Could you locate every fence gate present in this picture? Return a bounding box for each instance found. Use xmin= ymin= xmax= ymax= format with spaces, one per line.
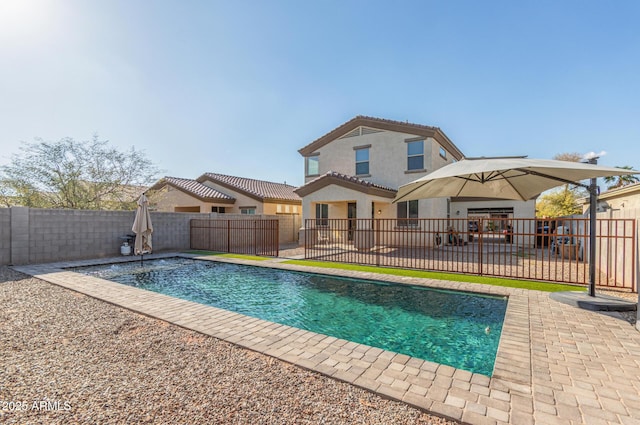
xmin=190 ymin=219 xmax=279 ymax=257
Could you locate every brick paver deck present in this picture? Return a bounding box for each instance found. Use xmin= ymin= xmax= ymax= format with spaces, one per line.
xmin=13 ymin=253 xmax=640 ymax=425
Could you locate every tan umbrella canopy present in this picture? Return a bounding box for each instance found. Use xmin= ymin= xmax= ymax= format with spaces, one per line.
xmin=395 ymin=157 xmax=638 ymax=203
xmin=132 ymin=193 xmax=153 ymax=256
xmin=394 ymin=157 xmax=639 ymax=297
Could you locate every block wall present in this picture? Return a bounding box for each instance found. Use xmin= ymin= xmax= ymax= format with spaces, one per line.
xmin=0 ymin=207 xmax=297 ymax=265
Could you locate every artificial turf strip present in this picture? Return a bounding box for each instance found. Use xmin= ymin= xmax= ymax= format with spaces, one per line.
xmin=282 ymin=260 xmax=582 ymax=293
xmin=184 ymin=251 xmax=270 ymax=261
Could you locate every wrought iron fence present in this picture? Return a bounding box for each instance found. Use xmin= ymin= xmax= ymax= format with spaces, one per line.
xmin=191 ymin=219 xmax=279 ymax=257
xmin=304 ymin=217 xmax=636 ymax=291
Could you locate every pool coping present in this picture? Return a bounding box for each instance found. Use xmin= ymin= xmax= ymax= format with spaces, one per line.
xmin=13 ymin=252 xmax=534 ymax=424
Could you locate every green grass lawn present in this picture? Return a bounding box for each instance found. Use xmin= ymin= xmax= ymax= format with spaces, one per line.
xmin=184 ymin=250 xmax=270 ymax=261
xmin=282 ymin=260 xmax=582 ymax=293
xmin=183 ymin=250 xmax=582 ymax=293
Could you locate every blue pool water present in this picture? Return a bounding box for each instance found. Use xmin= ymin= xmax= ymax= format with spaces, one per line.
xmin=75 ymin=258 xmax=507 ymax=376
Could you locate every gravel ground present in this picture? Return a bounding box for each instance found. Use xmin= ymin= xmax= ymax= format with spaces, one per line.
xmin=0 ymin=267 xmax=457 ymax=425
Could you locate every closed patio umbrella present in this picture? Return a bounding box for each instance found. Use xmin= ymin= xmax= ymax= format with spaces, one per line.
xmin=394 ymin=157 xmax=639 ymax=297
xmin=132 ymin=193 xmax=153 ymax=261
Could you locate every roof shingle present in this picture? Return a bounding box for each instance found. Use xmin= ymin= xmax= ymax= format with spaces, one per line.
xmin=151 ymin=177 xmax=235 ymax=202
xmin=198 ymin=173 xmax=301 ymax=202
xmin=294 ymin=171 xmax=397 ymax=198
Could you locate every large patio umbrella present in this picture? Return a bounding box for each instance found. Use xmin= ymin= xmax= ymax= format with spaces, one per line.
xmin=394 ymin=157 xmax=639 ymax=296
xmin=395 ymin=157 xmax=636 ymax=202
xmin=132 ymin=193 xmax=153 ymax=262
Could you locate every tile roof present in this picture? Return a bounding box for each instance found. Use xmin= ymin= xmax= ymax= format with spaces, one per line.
xmin=199 ymin=173 xmax=302 ymax=203
xmin=150 ymin=177 xmax=235 ymax=202
xmin=298 ymin=115 xmax=464 ymax=160
xmin=294 ymin=171 xmax=397 ymax=199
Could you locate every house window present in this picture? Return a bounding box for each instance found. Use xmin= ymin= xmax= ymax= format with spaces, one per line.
xmin=315 ymin=203 xmax=328 ymax=226
xmin=306 ymin=155 xmax=319 ymax=176
xmin=407 ymin=140 xmax=424 ymax=170
xmin=355 ymin=147 xmax=369 ymax=175
xmin=211 ymin=206 xmax=226 ymax=213
xmin=397 ymin=200 xmax=419 ymax=227
xmin=439 ymin=146 xmax=447 ymax=159
xmin=241 ymin=207 xmax=256 ymax=215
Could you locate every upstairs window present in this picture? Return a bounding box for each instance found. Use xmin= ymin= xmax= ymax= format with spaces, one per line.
xmin=211 ymin=206 xmax=226 ymax=213
xmin=306 ymin=155 xmax=319 ymax=176
xmin=407 ymin=140 xmax=424 ymax=170
xmin=240 ymin=207 xmax=256 ymax=215
xmin=439 ymin=146 xmax=447 ymax=159
xmin=397 ymin=200 xmax=419 ymax=227
xmin=355 ymin=147 xmax=369 ymax=175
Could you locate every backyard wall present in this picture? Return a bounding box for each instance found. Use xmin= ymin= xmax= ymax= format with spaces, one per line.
xmin=0 ymin=207 xmax=299 ymax=266
xmin=0 ymin=208 xmax=10 ymax=265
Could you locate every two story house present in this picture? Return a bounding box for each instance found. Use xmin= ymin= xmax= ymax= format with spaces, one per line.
xmin=294 ymin=115 xmax=535 ymax=245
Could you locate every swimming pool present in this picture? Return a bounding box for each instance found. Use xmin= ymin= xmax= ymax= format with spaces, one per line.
xmin=75 ymin=258 xmax=507 ymax=376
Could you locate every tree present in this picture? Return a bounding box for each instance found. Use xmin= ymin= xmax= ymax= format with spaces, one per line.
xmin=0 ymin=136 xmax=160 ymax=210
xmin=554 ymin=152 xmax=583 ymax=163
xmin=535 ymin=152 xmax=587 ymax=217
xmin=603 ymin=166 xmax=639 ymax=190
xmin=536 ymin=186 xmax=583 ymax=217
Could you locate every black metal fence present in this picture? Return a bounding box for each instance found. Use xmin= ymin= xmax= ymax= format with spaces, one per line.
xmin=191 ymin=219 xmax=279 ymax=257
xmin=304 ymin=217 xmax=636 ymax=291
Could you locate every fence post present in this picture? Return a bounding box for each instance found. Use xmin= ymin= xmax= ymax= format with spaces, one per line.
xmin=227 ymin=220 xmax=230 ymax=253
xmin=478 ymin=218 xmax=484 ymax=276
xmin=254 ymin=220 xmax=257 ymax=256
xmin=376 ymin=219 xmax=380 ymax=267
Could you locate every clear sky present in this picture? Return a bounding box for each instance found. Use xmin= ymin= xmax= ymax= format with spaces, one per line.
xmin=1 ymin=0 xmax=638 ymax=187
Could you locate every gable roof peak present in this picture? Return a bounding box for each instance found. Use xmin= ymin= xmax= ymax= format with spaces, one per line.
xmin=298 ymin=115 xmax=464 ymax=160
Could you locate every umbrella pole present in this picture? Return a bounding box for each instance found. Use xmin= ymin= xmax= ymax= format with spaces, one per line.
xmin=588 ymin=173 xmax=598 ymax=297
xmin=588 ymin=186 xmax=597 ymax=297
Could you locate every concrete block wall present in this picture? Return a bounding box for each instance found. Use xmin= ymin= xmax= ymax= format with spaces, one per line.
xmin=0 ymin=207 xmax=206 ymax=266
xmin=0 ymin=207 xmax=296 ymax=266
xmin=28 ymin=208 xmax=135 ymax=264
xmin=150 ymin=212 xmax=203 ymax=252
xmin=0 ymin=208 xmax=10 ymax=265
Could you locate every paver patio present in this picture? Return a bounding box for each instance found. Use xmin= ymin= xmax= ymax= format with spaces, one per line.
xmin=13 ymin=253 xmax=640 ymax=425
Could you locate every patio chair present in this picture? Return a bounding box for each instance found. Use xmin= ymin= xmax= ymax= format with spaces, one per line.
xmin=317 ymin=227 xmax=331 ymax=244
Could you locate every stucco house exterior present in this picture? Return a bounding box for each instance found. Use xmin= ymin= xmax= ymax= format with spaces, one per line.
xmin=294 ymin=115 xmax=535 ymax=244
xmin=580 ymin=182 xmax=640 ymax=219
xmin=148 ymin=173 xmax=302 ymax=215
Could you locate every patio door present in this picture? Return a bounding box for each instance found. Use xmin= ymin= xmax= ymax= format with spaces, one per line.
xmin=348 ymin=202 xmax=357 ymax=241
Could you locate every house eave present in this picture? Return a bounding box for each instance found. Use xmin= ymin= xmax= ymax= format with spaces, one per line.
xmin=295 ymin=175 xmax=397 ymax=199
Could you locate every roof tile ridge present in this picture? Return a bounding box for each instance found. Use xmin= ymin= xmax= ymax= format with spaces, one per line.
xmin=357 ymin=115 xmax=440 ymax=131
xmin=204 ymin=172 xmax=294 ymax=188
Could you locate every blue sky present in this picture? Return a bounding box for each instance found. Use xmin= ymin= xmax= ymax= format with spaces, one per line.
xmin=1 ymin=0 xmax=639 ymax=187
